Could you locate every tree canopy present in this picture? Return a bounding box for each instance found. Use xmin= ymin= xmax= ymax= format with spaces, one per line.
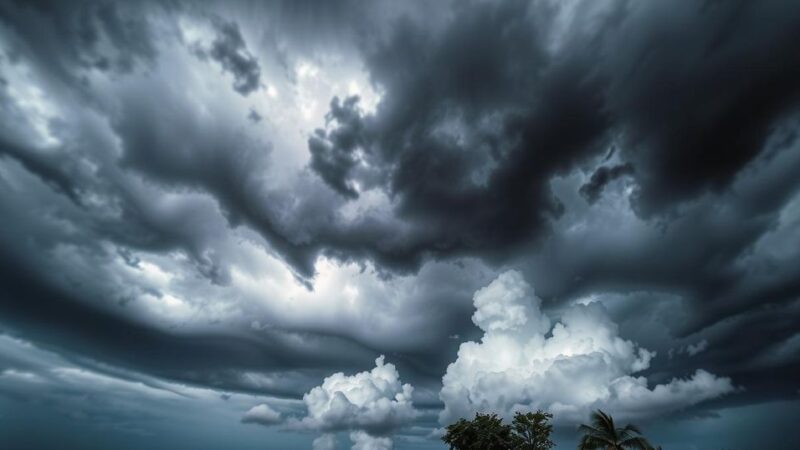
xmin=512 ymin=410 xmax=555 ymax=450
xmin=442 ymin=410 xmax=555 ymax=450
xmin=442 ymin=409 xmax=658 ymax=450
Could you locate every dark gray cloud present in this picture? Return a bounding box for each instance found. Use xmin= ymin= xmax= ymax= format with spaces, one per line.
xmin=247 ymin=108 xmax=262 ymax=123
xmin=303 ymin=0 xmax=800 ymax=274
xmin=295 ymin=0 xmax=610 ymax=274
xmin=308 ymin=96 xmax=367 ymax=199
xmin=605 ymin=1 xmax=800 ymax=215
xmin=579 ymin=162 xmax=634 ymax=204
xmin=206 ymin=17 xmax=261 ymax=95
xmin=0 ymin=0 xmax=157 ymax=77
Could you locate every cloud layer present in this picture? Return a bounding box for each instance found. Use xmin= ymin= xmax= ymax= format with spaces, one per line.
xmin=0 ymin=0 xmax=799 ymax=448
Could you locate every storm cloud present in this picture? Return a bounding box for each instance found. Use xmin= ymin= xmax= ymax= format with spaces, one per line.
xmin=1 ymin=0 xmax=799 ymax=449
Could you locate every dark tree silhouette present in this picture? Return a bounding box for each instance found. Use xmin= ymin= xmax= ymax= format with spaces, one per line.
xmin=443 ymin=412 xmax=514 ymax=450
xmin=512 ymin=410 xmax=555 ymax=450
xmin=577 ymin=410 xmax=654 ymax=450
xmin=442 ymin=410 xmax=556 ymax=450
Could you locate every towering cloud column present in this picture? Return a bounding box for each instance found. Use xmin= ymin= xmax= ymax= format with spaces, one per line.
xmin=439 ymin=271 xmax=735 ymax=425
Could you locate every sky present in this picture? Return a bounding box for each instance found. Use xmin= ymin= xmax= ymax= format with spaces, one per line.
xmin=0 ymin=0 xmax=799 ymax=449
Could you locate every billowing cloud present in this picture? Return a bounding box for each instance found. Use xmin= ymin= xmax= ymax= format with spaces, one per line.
xmin=439 ymin=271 xmax=736 ymax=424
xmin=292 ymin=355 xmax=417 ymax=448
xmin=241 ymin=403 xmax=283 ymax=426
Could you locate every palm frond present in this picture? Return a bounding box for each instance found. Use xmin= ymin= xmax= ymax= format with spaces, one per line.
xmin=577 ymin=424 xmax=601 ymax=435
xmin=622 ymin=423 xmax=643 ymax=435
xmin=619 ymin=435 xmax=654 ymax=450
xmin=579 ymin=434 xmax=613 ymax=450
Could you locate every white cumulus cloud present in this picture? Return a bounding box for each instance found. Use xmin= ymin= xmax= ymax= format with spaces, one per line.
xmin=350 ymin=430 xmax=393 ymax=450
xmin=241 ymin=403 xmax=283 ymax=426
xmin=292 ymin=355 xmax=416 ymax=449
xmin=439 ymin=271 xmax=736 ymax=425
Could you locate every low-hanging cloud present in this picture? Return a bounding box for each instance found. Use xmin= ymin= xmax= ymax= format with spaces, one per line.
xmin=241 ymin=403 xmax=283 ymax=426
xmin=439 ymin=271 xmax=736 ymax=425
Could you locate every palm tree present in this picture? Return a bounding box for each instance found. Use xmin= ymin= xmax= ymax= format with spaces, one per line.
xmin=577 ymin=410 xmax=654 ymax=450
